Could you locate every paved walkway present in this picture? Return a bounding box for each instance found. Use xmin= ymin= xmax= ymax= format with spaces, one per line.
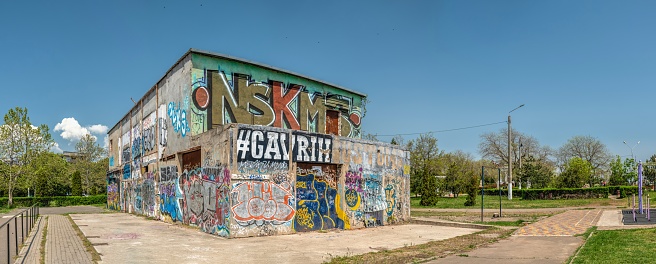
xmin=15 ymin=216 xmax=47 ymax=264
xmin=14 ymin=206 xmax=104 ymax=264
xmin=429 ymin=209 xmax=604 ymax=263
xmin=45 ymin=215 xmax=93 ymax=264
xmin=515 ymin=209 xmax=602 ymax=236
xmin=72 ymin=213 xmax=480 ymax=264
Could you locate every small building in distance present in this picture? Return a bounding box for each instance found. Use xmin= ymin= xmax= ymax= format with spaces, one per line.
xmin=106 ymin=49 xmax=410 ymax=238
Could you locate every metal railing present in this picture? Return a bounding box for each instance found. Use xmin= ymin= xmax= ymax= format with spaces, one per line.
xmin=0 ymin=205 xmax=39 ymax=264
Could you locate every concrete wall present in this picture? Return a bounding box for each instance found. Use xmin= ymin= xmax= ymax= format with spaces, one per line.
xmin=106 ymin=50 xmax=407 ymax=239
xmin=188 ymin=53 xmax=365 ymax=138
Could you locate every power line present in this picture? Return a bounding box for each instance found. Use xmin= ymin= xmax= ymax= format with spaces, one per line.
xmin=375 ymin=121 xmax=507 ymax=137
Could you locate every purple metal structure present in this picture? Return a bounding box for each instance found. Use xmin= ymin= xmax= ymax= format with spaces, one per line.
xmin=639 ymin=162 xmax=644 ymax=214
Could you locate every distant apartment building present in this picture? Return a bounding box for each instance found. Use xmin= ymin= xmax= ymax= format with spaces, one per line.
xmin=106 ymin=49 xmax=410 ymax=238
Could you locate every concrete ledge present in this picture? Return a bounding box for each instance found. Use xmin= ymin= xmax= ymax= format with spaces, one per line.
xmin=411 ymin=217 xmax=491 ymax=230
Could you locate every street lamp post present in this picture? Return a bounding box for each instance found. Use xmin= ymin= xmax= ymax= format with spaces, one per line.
xmin=508 ymin=104 xmax=524 ymax=200
xmin=623 ymin=141 xmax=639 ymax=162
xmin=624 ymin=140 xmax=641 ymax=213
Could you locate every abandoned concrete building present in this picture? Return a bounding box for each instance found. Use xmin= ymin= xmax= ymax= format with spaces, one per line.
xmin=106 ymin=49 xmax=410 ymax=238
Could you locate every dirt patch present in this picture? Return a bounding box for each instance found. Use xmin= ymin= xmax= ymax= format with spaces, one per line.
xmin=325 ymin=227 xmax=515 ymax=264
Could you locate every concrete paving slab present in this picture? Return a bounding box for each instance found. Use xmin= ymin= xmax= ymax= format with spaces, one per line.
xmin=72 ymin=213 xmax=480 ymax=264
xmin=596 ymin=210 xmax=622 ymax=227
xmin=430 ymin=236 xmax=583 ymax=264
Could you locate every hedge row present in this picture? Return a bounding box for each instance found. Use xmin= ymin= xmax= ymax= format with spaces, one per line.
xmin=607 ymin=186 xmax=640 ymax=198
xmin=1 ymin=195 xmax=107 ymax=207
xmin=480 ymin=186 xmax=644 ymax=200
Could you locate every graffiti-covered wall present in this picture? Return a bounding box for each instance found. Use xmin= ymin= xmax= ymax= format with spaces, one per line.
xmin=188 ymin=52 xmax=365 ymax=138
xmin=106 ymin=49 xmax=407 ymax=239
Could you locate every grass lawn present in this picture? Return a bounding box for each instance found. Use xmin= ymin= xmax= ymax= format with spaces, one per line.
xmin=572 ymin=228 xmax=656 ymax=263
xmin=0 ymin=207 xmax=11 ymax=214
xmin=411 ymin=195 xmax=627 ymax=209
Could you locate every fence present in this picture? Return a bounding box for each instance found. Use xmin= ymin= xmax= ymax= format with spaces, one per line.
xmin=0 ymin=205 xmax=39 ymax=264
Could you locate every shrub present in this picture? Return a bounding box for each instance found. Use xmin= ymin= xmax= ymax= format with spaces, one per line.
xmin=1 ymin=195 xmax=107 ymax=207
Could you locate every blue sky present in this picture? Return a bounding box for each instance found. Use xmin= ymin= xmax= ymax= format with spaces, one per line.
xmin=1 ymin=1 xmax=655 ymax=161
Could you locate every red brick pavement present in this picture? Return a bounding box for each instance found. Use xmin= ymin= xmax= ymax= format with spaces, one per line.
xmin=514 ymin=209 xmax=602 ymax=236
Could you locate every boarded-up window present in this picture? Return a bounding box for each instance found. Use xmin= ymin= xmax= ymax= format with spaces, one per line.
xmin=326 ymin=110 xmax=340 ymax=136
xmin=181 ymin=149 xmax=201 ymax=170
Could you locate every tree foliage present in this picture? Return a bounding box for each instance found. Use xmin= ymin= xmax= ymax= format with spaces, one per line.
xmin=408 ymin=133 xmax=442 ymax=206
xmin=71 ymin=171 xmax=82 ymax=196
xmin=556 ymin=135 xmax=611 ymax=175
xmin=516 ymin=156 xmax=554 ymax=189
xmin=478 ymin=128 xmax=553 ymax=181
xmin=557 ymin=157 xmax=593 ymax=188
xmin=74 ymin=134 xmax=107 ymax=195
xmin=443 ymin=151 xmax=476 ymax=198
xmin=0 ymin=107 xmax=54 ymax=205
xmin=31 ymin=152 xmax=70 ymax=196
xmin=644 ymin=155 xmax=656 ymax=190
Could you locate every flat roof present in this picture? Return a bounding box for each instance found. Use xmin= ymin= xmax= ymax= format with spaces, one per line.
xmin=189 ymin=48 xmax=367 ymax=97
xmin=109 ymin=48 xmax=366 ymax=134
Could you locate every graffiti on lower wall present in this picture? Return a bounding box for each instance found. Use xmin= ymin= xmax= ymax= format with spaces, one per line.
xmin=230 ymin=179 xmax=295 ymax=236
xmin=294 ymin=164 xmax=347 ymax=232
xmin=159 ymin=166 xmax=182 ymax=222
xmin=133 ymin=172 xmax=156 ymax=216
xmin=180 ymin=166 xmax=231 ymax=237
xmin=107 ymin=174 xmax=120 ymax=210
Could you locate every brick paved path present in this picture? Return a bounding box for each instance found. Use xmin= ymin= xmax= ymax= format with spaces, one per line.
xmin=514 ymin=209 xmax=602 ymax=236
xmin=44 ymin=215 xmax=92 ymax=264
xmin=15 ymin=216 xmax=47 ymax=264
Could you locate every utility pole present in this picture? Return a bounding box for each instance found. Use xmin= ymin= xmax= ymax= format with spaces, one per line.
xmin=508 ymin=104 xmax=524 ymax=200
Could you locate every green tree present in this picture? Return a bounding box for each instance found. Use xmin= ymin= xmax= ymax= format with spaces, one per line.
xmin=463 ymin=170 xmax=478 ymax=206
xmin=644 ymin=155 xmax=656 ymax=190
xmin=443 ymin=151 xmax=476 ymax=198
xmin=623 ymin=158 xmax=638 ymax=185
xmin=71 ymin=171 xmax=82 ymax=196
xmin=556 ymin=135 xmax=611 ymax=177
xmin=608 ymin=155 xmax=625 ymax=186
xmin=516 ymin=156 xmax=553 ymax=189
xmin=557 ymin=157 xmax=593 ymax=188
xmin=32 ymin=152 xmax=70 ymax=196
xmin=74 ymin=134 xmax=106 ymax=195
xmin=408 ymin=133 xmax=442 ymax=206
xmin=0 ymin=107 xmax=54 ymax=206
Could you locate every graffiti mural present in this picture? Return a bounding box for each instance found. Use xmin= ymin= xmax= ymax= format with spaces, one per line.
xmin=168 ymin=102 xmax=190 ymax=137
xmin=180 ymin=166 xmax=231 ymax=237
xmin=142 ymin=112 xmax=156 ymax=153
xmin=122 ymin=164 xmax=130 ymax=180
xmin=131 ymin=125 xmax=142 ymax=179
xmin=362 ymin=173 xmax=386 ymax=213
xmin=345 ymin=168 xmax=364 ymax=211
xmin=204 ymin=69 xmax=363 ymax=138
xmin=158 ymin=104 xmax=168 ymax=152
xmin=235 ymin=160 xmax=288 ymax=181
xmin=294 ymin=164 xmax=347 ymax=232
xmin=236 ymin=127 xmax=333 ymax=163
xmin=190 ymin=72 xmax=208 ymax=136
xmin=120 ymin=131 xmax=130 ymax=164
xmin=107 ymin=174 xmax=120 ymax=210
xmin=159 ymin=166 xmax=182 ymax=222
xmin=230 ymin=180 xmax=295 ymax=228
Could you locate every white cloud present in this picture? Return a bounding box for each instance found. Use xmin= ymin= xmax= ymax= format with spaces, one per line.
xmin=89 ymin=124 xmax=109 ymax=134
xmin=103 ymin=136 xmax=109 ymax=149
xmin=54 ymin=117 xmax=108 ymax=144
xmin=51 ymin=142 xmax=63 ymax=153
